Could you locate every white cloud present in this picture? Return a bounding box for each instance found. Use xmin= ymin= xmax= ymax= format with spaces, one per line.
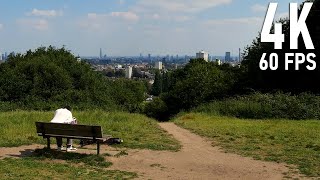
xmin=174 ymin=15 xmax=193 ymax=22
xmin=79 ymin=12 xmax=139 ymax=31
xmin=276 ymin=12 xmax=289 ymax=19
xmin=28 ymin=8 xmax=63 ymax=17
xmin=17 ymin=19 xmax=49 ymax=31
xmin=135 ymin=0 xmax=232 ymax=13
xmin=152 ymin=14 xmax=160 ymax=20
xmin=0 ymin=24 xmax=3 ymax=30
xmin=86 ymin=12 xmax=139 ymax=22
xmin=204 ymin=17 xmax=262 ymax=26
xmin=111 ymin=12 xmax=139 ymax=21
xmin=251 ymin=4 xmax=267 ymax=13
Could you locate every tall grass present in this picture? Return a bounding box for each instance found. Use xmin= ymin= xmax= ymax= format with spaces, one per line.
xmin=194 ymin=92 xmax=320 ymax=120
xmin=0 ymin=111 xmax=180 ymax=151
xmin=174 ymin=113 xmax=320 ymax=176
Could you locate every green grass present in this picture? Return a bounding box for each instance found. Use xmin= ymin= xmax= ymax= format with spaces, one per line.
xmin=174 ymin=113 xmax=320 ymax=177
xmin=0 ymin=157 xmax=137 ymax=179
xmin=0 ymin=111 xmax=180 ymax=151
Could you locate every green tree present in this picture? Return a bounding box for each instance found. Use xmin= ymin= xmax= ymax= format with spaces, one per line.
xmin=162 ymin=59 xmax=237 ymax=116
xmin=0 ymin=46 xmax=146 ymax=111
xmin=151 ymin=70 xmax=162 ymax=96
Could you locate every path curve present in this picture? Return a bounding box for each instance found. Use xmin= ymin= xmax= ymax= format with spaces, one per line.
xmin=108 ymin=123 xmax=296 ymax=180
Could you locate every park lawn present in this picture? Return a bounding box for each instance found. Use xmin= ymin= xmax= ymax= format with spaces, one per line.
xmin=0 ymin=157 xmax=137 ymax=180
xmin=174 ymin=113 xmax=320 ymax=177
xmin=0 ymin=111 xmax=180 ymax=151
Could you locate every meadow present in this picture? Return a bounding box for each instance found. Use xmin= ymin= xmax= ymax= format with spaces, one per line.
xmin=174 ymin=113 xmax=320 ymax=177
xmin=0 ymin=110 xmax=181 ymax=179
xmin=0 ymin=110 xmax=180 ymax=151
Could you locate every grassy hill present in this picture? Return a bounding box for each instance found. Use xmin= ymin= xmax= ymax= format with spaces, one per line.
xmin=174 ymin=113 xmax=320 ymax=177
xmin=0 ymin=111 xmax=180 ymax=151
xmin=0 ymin=111 xmax=181 ymax=179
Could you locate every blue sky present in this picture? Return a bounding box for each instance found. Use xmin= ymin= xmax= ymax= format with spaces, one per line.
xmin=0 ymin=0 xmax=302 ymax=56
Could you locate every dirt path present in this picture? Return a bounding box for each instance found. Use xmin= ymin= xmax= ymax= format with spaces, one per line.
xmin=108 ymin=123 xmax=298 ymax=179
xmin=0 ymin=123 xmax=302 ymax=179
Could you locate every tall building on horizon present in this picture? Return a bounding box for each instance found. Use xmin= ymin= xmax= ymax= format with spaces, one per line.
xmin=125 ymin=66 xmax=133 ymax=79
xmin=225 ymin=52 xmax=231 ymax=62
xmin=196 ymin=50 xmax=209 ymax=62
xmin=155 ymin=61 xmax=163 ymax=70
xmin=148 ymin=54 xmax=151 ymax=63
xmin=100 ymin=48 xmax=102 ymax=59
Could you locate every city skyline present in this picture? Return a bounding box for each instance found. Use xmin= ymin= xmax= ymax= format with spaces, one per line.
xmin=0 ymin=0 xmax=300 ymax=56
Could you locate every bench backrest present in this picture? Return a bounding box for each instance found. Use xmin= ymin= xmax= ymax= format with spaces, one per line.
xmin=36 ymin=122 xmax=103 ymax=139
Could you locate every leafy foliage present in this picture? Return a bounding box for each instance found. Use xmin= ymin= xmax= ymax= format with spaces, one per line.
xmin=152 ymin=59 xmax=239 ymax=119
xmin=0 ymin=46 xmax=146 ymax=111
xmin=144 ymin=98 xmax=169 ymax=121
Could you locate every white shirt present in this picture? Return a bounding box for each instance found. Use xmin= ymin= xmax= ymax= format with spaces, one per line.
xmin=51 ymin=108 xmax=74 ymax=124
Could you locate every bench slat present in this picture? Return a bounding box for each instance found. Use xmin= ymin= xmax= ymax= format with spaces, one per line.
xmin=36 ymin=122 xmax=103 ymax=138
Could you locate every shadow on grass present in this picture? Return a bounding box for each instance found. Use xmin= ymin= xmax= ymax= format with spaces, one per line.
xmin=31 ymin=148 xmax=112 ymax=168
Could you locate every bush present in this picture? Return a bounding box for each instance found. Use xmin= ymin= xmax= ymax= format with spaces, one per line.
xmin=144 ymin=98 xmax=169 ymax=121
xmin=193 ymin=92 xmax=320 ymax=120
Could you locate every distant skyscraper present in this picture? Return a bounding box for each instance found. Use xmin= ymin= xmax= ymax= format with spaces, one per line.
xmin=162 ymin=57 xmax=167 ymax=65
xmin=148 ymin=54 xmax=151 ymax=62
xmin=185 ymin=55 xmax=188 ymax=62
xmin=225 ymin=52 xmax=231 ymax=62
xmin=196 ymin=50 xmax=209 ymax=62
xmin=239 ymin=48 xmax=241 ymax=62
xmin=125 ymin=66 xmax=133 ymax=79
xmin=4 ymin=52 xmax=8 ymax=60
xmin=155 ymin=61 xmax=163 ymax=70
xmin=0 ymin=52 xmax=2 ymax=61
xmin=100 ymin=48 xmax=102 ymax=59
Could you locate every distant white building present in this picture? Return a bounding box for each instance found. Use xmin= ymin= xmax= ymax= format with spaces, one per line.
xmin=215 ymin=59 xmax=222 ymax=65
xmin=125 ymin=66 xmax=133 ymax=79
xmin=0 ymin=52 xmax=2 ymax=61
xmin=115 ymin=64 xmax=123 ymax=69
xmin=196 ymin=50 xmax=209 ymax=62
xmin=155 ymin=61 xmax=163 ymax=70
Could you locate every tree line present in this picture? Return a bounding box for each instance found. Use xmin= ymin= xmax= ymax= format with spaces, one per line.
xmin=0 ymin=46 xmax=147 ymax=111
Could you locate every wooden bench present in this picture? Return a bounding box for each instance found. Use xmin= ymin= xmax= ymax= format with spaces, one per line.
xmin=35 ymin=122 xmax=109 ymax=155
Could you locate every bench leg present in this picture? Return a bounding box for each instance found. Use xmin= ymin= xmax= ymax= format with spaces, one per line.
xmin=46 ymin=137 xmax=51 ymax=149
xmin=97 ymin=141 xmax=100 ymax=155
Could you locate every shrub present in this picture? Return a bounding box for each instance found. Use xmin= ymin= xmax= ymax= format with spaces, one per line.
xmin=193 ymin=92 xmax=320 ymax=120
xmin=144 ymin=98 xmax=169 ymax=121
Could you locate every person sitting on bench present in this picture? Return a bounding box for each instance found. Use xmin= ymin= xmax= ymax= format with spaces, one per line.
xmin=50 ymin=106 xmax=77 ymax=152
